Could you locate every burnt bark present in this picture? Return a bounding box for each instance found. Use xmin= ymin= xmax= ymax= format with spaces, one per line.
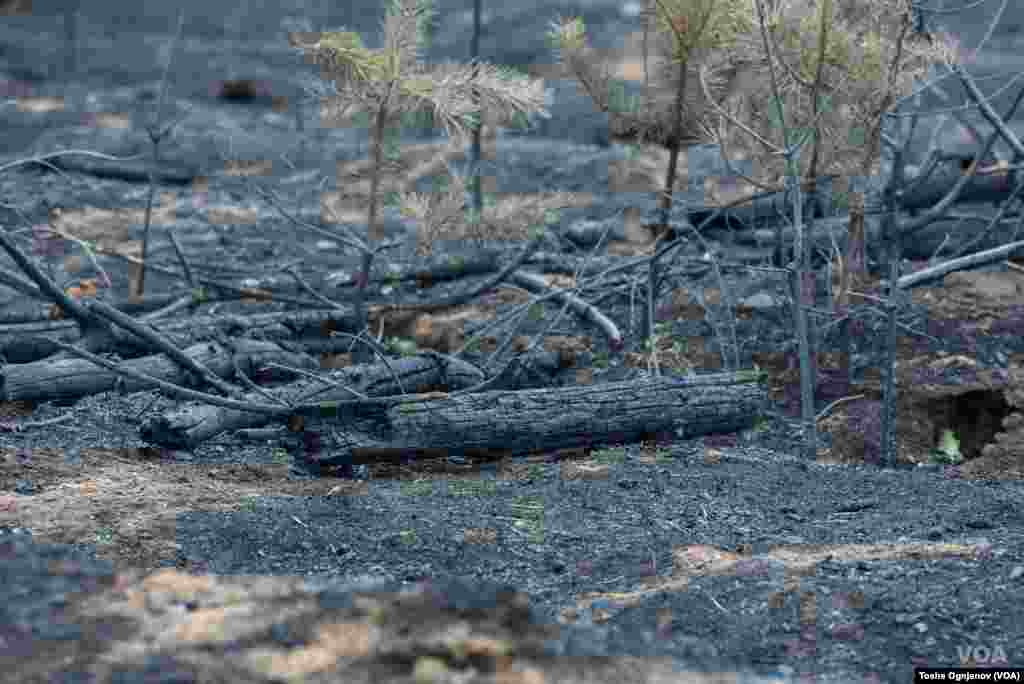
xmin=290 ymin=371 xmax=768 ymax=473
xmin=42 ymin=153 xmax=197 ymax=185
xmin=138 ymin=352 xmax=492 ymax=449
xmin=1 ymin=339 xmax=319 ymax=404
xmin=0 ymin=308 xmax=364 ymax=364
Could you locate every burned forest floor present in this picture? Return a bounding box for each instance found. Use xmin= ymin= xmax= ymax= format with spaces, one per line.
xmin=3 ymin=7 xmax=1024 ymax=681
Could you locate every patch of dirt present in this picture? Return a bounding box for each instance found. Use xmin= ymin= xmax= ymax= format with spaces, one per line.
xmin=0 ymin=445 xmax=358 ymax=572
xmin=0 ymin=436 xmax=614 ymax=576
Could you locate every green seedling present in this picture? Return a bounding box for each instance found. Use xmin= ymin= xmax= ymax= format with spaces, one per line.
xmin=652 ymin=447 xmax=673 ymax=463
xmin=401 ymin=480 xmax=433 ymax=496
xmin=592 ymin=445 xmax=626 ymax=464
xmin=929 ymin=429 xmax=962 ymax=464
xmin=384 ymin=336 xmax=419 ymax=357
xmin=735 ymin=364 xmax=767 ymax=384
xmin=449 ymin=480 xmax=496 ymax=497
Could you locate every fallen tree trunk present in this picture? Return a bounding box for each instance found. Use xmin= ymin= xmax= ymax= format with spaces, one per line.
xmin=45 ymin=153 xmax=198 ymax=185
xmin=687 ymin=153 xmax=1019 ymax=232
xmin=138 ymin=352 xmax=492 ymax=449
xmin=138 ymin=347 xmax=608 ymax=450
xmin=0 ymin=308 xmax=364 ymax=365
xmin=749 ymin=204 xmax=1024 ymax=266
xmin=290 ymin=370 xmax=768 ymax=474
xmin=560 ymin=153 xmax=1022 ymax=268
xmin=1 ymin=339 xmax=321 ymax=404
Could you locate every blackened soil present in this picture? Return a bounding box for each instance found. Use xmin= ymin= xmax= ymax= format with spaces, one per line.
xmin=4 ymin=1 xmax=1024 ymax=682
